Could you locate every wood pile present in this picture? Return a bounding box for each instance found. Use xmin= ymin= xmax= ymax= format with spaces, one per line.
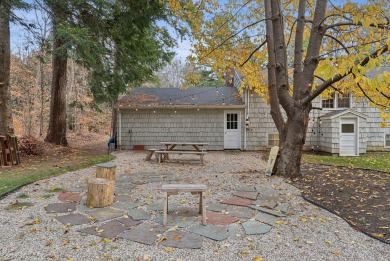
xmin=18 ymin=136 xmax=43 ymax=156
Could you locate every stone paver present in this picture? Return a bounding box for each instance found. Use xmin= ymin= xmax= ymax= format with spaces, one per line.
xmin=250 ymin=206 xmax=286 ymax=217
xmin=46 ymin=203 xmax=77 ymax=213
xmin=255 ymin=186 xmax=280 ymax=197
xmin=119 ymin=223 xmax=168 ymax=245
xmin=86 ymin=208 xmax=126 ymax=222
xmin=154 ymin=215 xmax=197 ymax=228
xmin=275 ymin=203 xmax=289 ymax=213
xmin=173 ymin=207 xmax=201 ymax=217
xmin=227 ymin=208 xmax=253 ymax=219
xmin=236 ymin=186 xmax=256 ymax=192
xmin=251 ymin=199 xmax=277 ymax=209
xmin=233 ymin=191 xmax=258 ymax=200
xmin=242 ymin=221 xmax=272 ymax=235
xmin=255 ymin=212 xmax=282 ymax=225
xmin=206 ymin=203 xmax=227 ymax=212
xmin=160 ymin=231 xmax=203 ymax=249
xmin=113 ymin=195 xmax=133 ymax=203
xmin=220 ymin=197 xmax=252 ymax=207
xmin=206 ymin=211 xmax=239 ymax=225
xmin=228 ymin=225 xmax=242 ymax=239
xmin=55 ymin=213 xmax=91 ymax=225
xmin=58 ymin=192 xmax=81 ymax=203
xmin=116 ymin=217 xmax=143 ymax=227
xmin=79 ymin=220 xmax=128 ymax=239
xmin=128 ymin=208 xmax=150 ymax=220
xmin=112 ymin=201 xmax=144 ymax=210
xmin=188 ymin=224 xmax=228 ymax=241
xmin=146 ymin=202 xmax=177 ymax=212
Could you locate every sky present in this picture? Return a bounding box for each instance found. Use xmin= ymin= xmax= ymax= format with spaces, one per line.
xmin=9 ymin=4 xmax=192 ymax=61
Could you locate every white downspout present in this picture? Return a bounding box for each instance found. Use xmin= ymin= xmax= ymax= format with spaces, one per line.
xmin=244 ymin=87 xmax=248 ymax=150
xmin=118 ymin=108 xmax=122 ymax=150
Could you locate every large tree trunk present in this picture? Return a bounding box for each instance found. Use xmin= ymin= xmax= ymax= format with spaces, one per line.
xmin=275 ymin=106 xmax=311 ymax=178
xmin=45 ymin=12 xmax=68 ymax=146
xmin=0 ymin=1 xmax=14 ymax=135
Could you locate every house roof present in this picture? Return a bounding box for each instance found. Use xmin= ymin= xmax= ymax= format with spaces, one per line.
xmin=115 ymin=87 xmax=245 ymax=108
xmin=320 ymin=109 xmax=368 ymax=119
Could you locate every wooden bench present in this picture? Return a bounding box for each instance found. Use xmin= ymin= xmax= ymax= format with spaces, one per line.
xmin=145 ymin=149 xmax=158 ymax=161
xmin=154 ymin=150 xmax=207 ymax=164
xmin=161 ymin=184 xmax=207 ymax=226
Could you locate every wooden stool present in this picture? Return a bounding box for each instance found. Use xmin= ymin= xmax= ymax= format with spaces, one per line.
xmin=86 ymin=178 xmax=115 ymax=208
xmin=161 ymin=184 xmax=207 ymax=226
xmin=95 ymin=163 xmax=116 ymax=180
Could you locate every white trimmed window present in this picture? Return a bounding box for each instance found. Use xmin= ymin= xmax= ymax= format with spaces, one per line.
xmin=268 ymin=133 xmax=279 ymax=146
xmin=385 ymin=134 xmax=390 ymax=148
xmin=322 ymin=93 xmax=351 ymax=109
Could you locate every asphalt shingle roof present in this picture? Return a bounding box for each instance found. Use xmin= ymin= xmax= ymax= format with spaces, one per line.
xmin=116 ymin=87 xmax=244 ymax=108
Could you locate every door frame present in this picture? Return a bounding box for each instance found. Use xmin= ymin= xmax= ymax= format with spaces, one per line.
xmin=224 ymin=110 xmax=241 ymax=149
xmin=339 ymin=117 xmax=359 ymax=156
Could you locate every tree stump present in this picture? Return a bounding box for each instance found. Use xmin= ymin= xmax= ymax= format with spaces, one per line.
xmin=95 ymin=163 xmax=116 ymax=181
xmin=86 ymin=178 xmax=114 ymax=208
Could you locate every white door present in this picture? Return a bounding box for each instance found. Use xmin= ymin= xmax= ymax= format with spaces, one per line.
xmin=339 ymin=118 xmax=358 ymax=156
xmin=224 ymin=111 xmax=241 ymax=149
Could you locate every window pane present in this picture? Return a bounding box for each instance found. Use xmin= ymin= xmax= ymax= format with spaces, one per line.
xmin=234 ymin=114 xmax=237 ymax=121
xmin=268 ymin=133 xmax=279 ymax=146
xmin=385 ymin=134 xmax=390 ymax=147
xmin=234 ymin=122 xmax=238 ymax=129
xmin=227 ymin=122 xmax=230 ymax=129
xmin=227 ymin=114 xmax=230 ymax=121
xmin=322 ymin=98 xmax=334 ymax=108
xmin=341 ymin=124 xmax=354 ymax=133
xmin=338 ymin=94 xmax=350 ymax=108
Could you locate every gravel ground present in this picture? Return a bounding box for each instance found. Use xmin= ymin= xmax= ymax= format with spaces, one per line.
xmin=0 ymin=151 xmax=389 ymax=261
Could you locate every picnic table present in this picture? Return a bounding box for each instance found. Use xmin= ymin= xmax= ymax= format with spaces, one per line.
xmin=154 ymin=142 xmax=209 ymax=164
xmin=160 ymin=142 xmax=208 ymax=152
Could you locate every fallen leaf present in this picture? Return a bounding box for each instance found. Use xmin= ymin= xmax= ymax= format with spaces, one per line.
xmin=332 ymin=251 xmax=341 ymax=255
xmin=240 ymin=250 xmax=250 ymax=256
xmin=164 ymin=247 xmax=175 ymax=252
xmin=253 ymin=257 xmax=263 ymax=261
xmin=173 ymin=234 xmax=182 ymax=241
xmin=62 ymin=240 xmax=69 ymax=246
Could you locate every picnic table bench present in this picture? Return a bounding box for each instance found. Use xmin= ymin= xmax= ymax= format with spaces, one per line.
xmin=154 ymin=150 xmax=207 ymax=164
xmin=145 ymin=142 xmax=209 ymax=164
xmin=161 ymin=184 xmax=207 ymax=226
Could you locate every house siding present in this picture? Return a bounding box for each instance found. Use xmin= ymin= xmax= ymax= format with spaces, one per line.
xmin=116 ymin=108 xmax=245 ymax=150
xmin=244 ymin=92 xmax=389 ymax=153
xmin=116 ymin=89 xmax=389 ymax=154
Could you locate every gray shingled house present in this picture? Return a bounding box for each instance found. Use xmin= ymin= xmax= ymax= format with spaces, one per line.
xmin=114 ymin=72 xmax=390 ymax=155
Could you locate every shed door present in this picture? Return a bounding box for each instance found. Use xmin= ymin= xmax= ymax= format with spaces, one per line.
xmin=224 ymin=111 xmax=241 ymax=149
xmin=339 ymin=118 xmax=358 ymax=156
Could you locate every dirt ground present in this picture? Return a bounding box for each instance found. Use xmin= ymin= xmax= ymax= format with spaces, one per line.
xmin=293 ymin=164 xmax=390 ymax=244
xmin=9 ymin=132 xmax=109 ymax=172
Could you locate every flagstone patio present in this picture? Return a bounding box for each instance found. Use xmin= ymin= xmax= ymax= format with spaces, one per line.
xmin=44 ymin=171 xmax=290 ymax=249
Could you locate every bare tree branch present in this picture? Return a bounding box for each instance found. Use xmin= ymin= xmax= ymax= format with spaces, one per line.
xmin=199 ymin=18 xmax=268 ymax=61
xmin=324 ymin=33 xmax=350 ymax=54
xmin=239 ymin=40 xmax=266 ymax=67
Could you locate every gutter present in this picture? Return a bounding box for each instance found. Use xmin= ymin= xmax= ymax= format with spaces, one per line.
xmin=115 ymin=105 xmax=246 ymax=110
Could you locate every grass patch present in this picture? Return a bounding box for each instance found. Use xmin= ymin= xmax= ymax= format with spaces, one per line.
xmin=0 ymin=155 xmax=115 ymax=198
xmin=303 ymin=153 xmax=390 ymax=172
xmin=41 ymin=193 xmax=54 ymax=199
xmin=6 ymin=201 xmax=34 ymax=210
xmin=16 ymin=193 xmax=30 ymax=199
